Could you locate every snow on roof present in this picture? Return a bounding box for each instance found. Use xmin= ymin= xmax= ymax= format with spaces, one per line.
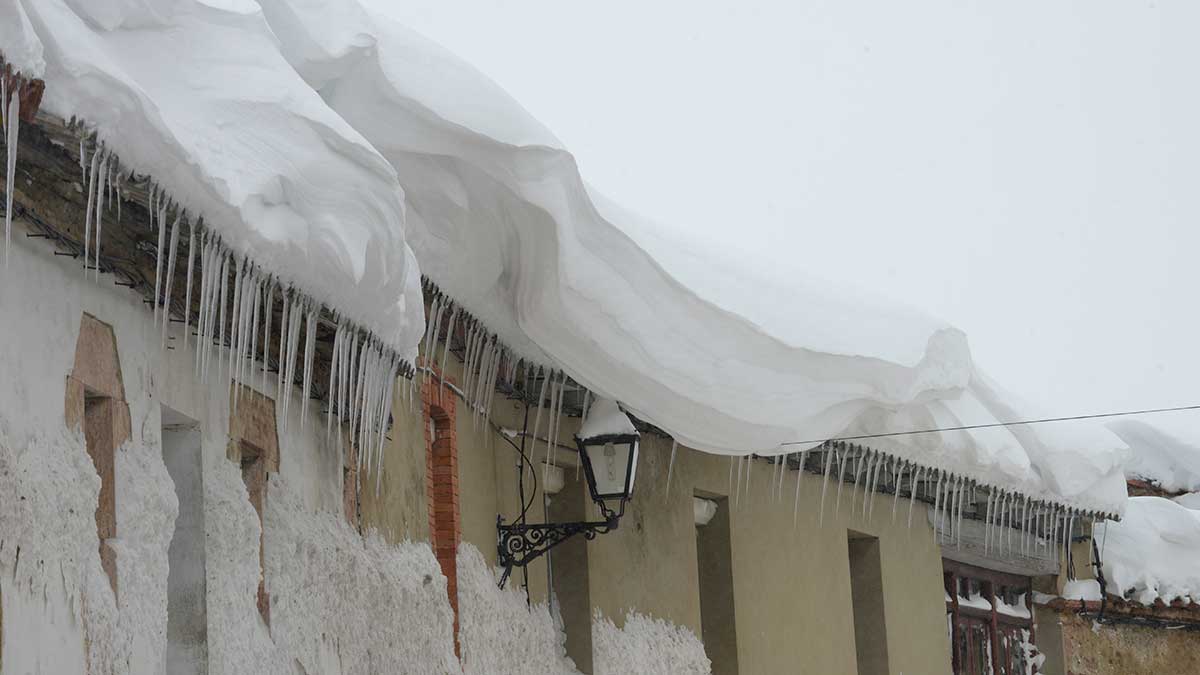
xmin=5 ymin=0 xmax=1130 ymax=514
xmin=10 ymin=0 xmax=424 ymax=356
xmin=241 ymin=0 xmax=1127 ymax=514
xmin=1109 ymin=418 xmax=1200 ymax=493
xmin=1095 ymin=496 xmax=1200 ymax=606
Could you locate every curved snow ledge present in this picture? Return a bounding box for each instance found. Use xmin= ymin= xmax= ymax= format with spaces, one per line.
xmin=1095 ymin=497 xmax=1200 ymax=607
xmin=1110 ymin=419 xmax=1200 ymax=494
xmin=11 ymin=0 xmax=424 ymax=356
xmin=248 ymin=0 xmax=1127 ymax=515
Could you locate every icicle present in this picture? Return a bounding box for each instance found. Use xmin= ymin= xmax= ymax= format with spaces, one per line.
xmin=728 ymin=455 xmax=735 ymax=497
xmin=907 ymin=466 xmax=923 ymax=532
xmin=1 ymin=70 xmax=8 ymax=145
xmin=278 ymin=293 xmax=293 ymax=422
xmin=153 ymin=193 xmax=169 ymax=325
xmin=301 ymin=307 xmax=317 ymax=429
xmin=861 ymin=452 xmax=875 ymax=518
xmin=956 ymin=478 xmax=966 ymax=547
xmin=819 ymin=445 xmax=834 ymax=526
xmin=421 ymin=294 xmax=442 ymax=377
xmin=734 ymin=455 xmax=744 ymax=508
xmin=983 ymin=490 xmax=995 ymax=555
xmin=531 ymin=367 xmax=549 ymax=469
xmin=834 ymin=446 xmax=847 ymax=518
xmin=932 ymin=472 xmax=945 ymax=542
xmin=327 ymin=321 xmax=343 ymax=436
xmin=792 ymin=450 xmax=808 ymax=528
xmin=182 ymin=222 xmax=196 ymax=351
xmin=438 ymin=305 xmax=459 ymax=398
xmin=82 ymin=146 xmax=100 ymax=276
xmin=4 ymin=92 xmax=18 ymax=267
xmin=248 ymin=274 xmax=261 ymax=389
xmin=549 ymin=370 xmax=566 ymax=470
xmin=262 ymin=283 xmax=274 ymax=391
xmin=229 ymin=259 xmax=244 ymax=393
xmin=93 ymin=152 xmax=110 ymax=280
xmin=746 ymin=453 xmax=754 ymax=500
xmin=160 ymin=213 xmax=182 ymax=348
xmin=891 ymin=460 xmax=903 ymax=522
xmin=777 ymin=451 xmax=787 ymax=499
xmin=193 ymin=235 xmax=209 ymax=375
xmin=216 ymin=252 xmax=231 ymax=380
xmin=902 ymin=461 xmax=921 ymax=530
xmin=665 ymin=440 xmax=678 ymax=499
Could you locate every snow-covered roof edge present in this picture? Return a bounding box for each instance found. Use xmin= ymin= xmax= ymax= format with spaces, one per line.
xmin=2 ymin=57 xmax=412 ymax=471
xmin=422 ymin=279 xmax=1120 ymax=521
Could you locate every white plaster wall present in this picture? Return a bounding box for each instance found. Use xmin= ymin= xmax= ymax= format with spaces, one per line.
xmin=0 ymin=233 xmax=456 ymax=673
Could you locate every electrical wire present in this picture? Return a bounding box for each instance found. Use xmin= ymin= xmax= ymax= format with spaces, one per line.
xmin=780 ymin=404 xmax=1200 ymax=447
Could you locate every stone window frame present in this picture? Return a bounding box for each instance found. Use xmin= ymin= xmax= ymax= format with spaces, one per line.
xmin=227 ymin=385 xmax=280 ymax=627
xmin=64 ymin=313 xmax=130 ymax=599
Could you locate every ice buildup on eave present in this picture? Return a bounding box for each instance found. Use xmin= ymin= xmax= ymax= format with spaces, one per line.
xmin=241 ymin=0 xmax=1128 ymax=518
xmin=3 ymin=0 xmax=424 ymax=357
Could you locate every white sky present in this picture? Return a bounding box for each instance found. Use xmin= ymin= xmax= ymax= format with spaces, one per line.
xmin=383 ymin=1 xmax=1199 ymax=427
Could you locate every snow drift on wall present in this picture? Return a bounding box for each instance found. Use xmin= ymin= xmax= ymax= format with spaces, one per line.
xmin=1094 ymin=496 xmax=1200 ymax=606
xmin=0 ymin=417 xmax=177 ymax=674
xmin=8 ymin=0 xmax=424 ymax=355
xmin=205 ymin=457 xmax=460 ymax=674
xmin=592 ymin=609 xmax=711 ymax=675
xmin=456 ymin=544 xmax=580 ymax=675
xmin=236 ymin=0 xmax=1127 ymax=514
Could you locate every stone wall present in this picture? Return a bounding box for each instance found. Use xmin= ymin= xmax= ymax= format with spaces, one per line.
xmin=1057 ymin=611 xmax=1200 ymax=675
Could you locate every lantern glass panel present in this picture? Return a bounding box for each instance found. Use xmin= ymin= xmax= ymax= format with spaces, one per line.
xmin=584 ymin=438 xmax=637 ymax=499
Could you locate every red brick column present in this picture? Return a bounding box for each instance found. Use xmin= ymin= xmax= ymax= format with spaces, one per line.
xmin=422 ymin=369 xmax=461 ymax=653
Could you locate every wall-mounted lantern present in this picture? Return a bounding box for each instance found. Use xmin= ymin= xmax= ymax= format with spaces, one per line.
xmin=497 ymin=398 xmax=639 ymax=587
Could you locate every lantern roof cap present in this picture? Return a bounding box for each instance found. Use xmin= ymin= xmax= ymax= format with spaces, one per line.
xmin=579 ymin=399 xmax=638 ymax=439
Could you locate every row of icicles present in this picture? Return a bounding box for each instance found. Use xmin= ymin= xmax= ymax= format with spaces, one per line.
xmin=423 ymin=282 xmax=1100 ymax=566
xmin=712 ymin=442 xmax=1092 ymax=565
xmin=71 ymin=129 xmax=410 ymax=484
xmin=419 ymin=282 xmax=600 ymax=486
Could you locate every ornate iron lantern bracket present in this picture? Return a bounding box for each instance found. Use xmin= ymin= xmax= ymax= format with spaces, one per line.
xmin=496 ymin=509 xmax=619 ymax=588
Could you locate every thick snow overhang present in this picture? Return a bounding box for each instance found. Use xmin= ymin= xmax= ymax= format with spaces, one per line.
xmin=244 ymin=0 xmax=1127 ymax=518
xmin=0 ymin=0 xmax=427 ymax=465
xmin=2 ymin=0 xmax=1129 ymax=519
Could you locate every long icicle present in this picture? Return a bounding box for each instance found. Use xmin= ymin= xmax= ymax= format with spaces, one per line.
xmin=891 ymin=460 xmax=903 ymax=522
xmin=665 ymin=440 xmax=678 ymax=499
xmin=182 ymin=221 xmax=196 ymax=351
xmin=438 ymin=305 xmax=459 ymax=398
xmin=793 ymin=450 xmax=808 ymax=529
xmin=907 ymin=466 xmax=923 ymax=532
xmin=262 ymin=282 xmax=274 ymax=391
xmin=82 ymin=145 xmax=100 ymax=277
xmin=327 ymin=320 xmax=343 ymax=436
xmin=819 ymin=445 xmax=834 ymax=526
xmin=2 ymin=87 xmax=14 ymax=266
xmin=93 ymin=152 xmax=110 ymax=281
xmin=153 ymin=191 xmax=169 ymax=326
xmin=531 ymin=368 xmax=549 ymax=473
xmin=301 ymin=306 xmax=317 ymax=429
xmin=160 ymin=213 xmax=182 ymax=348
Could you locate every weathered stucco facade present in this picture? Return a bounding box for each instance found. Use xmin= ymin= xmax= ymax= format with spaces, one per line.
xmin=359 ymin=315 xmax=957 ymax=674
